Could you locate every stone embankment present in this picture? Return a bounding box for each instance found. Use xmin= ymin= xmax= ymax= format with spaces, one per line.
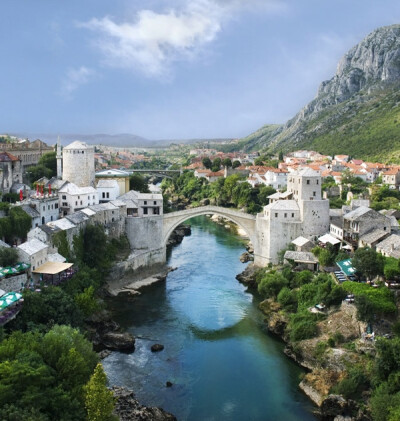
xmin=236 ymin=265 xmax=372 ymax=421
xmin=112 ymin=386 xmax=177 ymax=421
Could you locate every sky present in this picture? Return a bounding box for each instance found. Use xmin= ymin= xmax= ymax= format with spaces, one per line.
xmin=1 ymin=0 xmax=400 ymax=141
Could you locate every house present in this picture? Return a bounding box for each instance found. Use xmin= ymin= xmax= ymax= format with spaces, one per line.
xmin=358 ymin=229 xmax=390 ymax=249
xmin=376 ymin=234 xmax=400 ymax=259
xmin=0 ymin=152 xmax=23 ymax=194
xmin=97 ymin=179 xmax=120 ymax=203
xmin=17 ymin=238 xmax=49 ymax=272
xmin=58 ymin=182 xmax=99 ymax=216
xmin=342 ymin=206 xmax=391 ymax=246
xmin=95 ymin=169 xmax=130 ymax=195
xmin=284 ymin=250 xmax=319 ymax=271
xmin=382 ymin=168 xmax=400 ymax=189
xmin=205 ymin=171 xmax=224 ymax=182
xmin=292 ymin=236 xmax=315 ymax=252
xmin=118 ymin=190 xmax=163 ymax=217
xmin=21 ymin=195 xmax=60 ymax=226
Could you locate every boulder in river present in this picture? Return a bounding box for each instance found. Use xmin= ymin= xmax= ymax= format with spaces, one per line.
xmin=100 ymin=331 xmax=135 ymax=352
xmin=151 ymin=343 xmax=165 ymax=352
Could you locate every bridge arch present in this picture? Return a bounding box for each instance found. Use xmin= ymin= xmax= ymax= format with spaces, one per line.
xmin=162 ymin=206 xmax=257 ymax=250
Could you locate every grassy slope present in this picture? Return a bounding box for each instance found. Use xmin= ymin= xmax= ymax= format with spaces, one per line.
xmin=288 ymin=88 xmax=400 ymax=162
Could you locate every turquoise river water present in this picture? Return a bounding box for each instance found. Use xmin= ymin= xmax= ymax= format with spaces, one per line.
xmin=103 ymin=216 xmax=316 ymax=421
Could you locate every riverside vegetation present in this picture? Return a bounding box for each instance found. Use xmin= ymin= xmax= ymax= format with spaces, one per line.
xmin=241 ymin=242 xmax=400 ymax=420
xmin=0 ymin=224 xmax=129 ymax=421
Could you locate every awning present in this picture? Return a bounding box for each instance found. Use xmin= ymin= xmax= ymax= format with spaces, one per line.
xmin=32 ymin=262 xmax=73 ymax=275
xmin=0 ymin=292 xmax=22 ymax=311
xmin=337 ymin=259 xmax=356 ymax=277
xmin=318 ymin=233 xmax=341 ymax=245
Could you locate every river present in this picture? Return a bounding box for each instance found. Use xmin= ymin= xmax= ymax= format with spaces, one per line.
xmin=103 ymin=216 xmax=316 ymax=421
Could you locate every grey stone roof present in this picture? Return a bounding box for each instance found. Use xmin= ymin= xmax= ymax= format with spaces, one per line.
xmin=64 ymin=140 xmax=93 ymax=150
xmin=96 ymin=179 xmax=119 ymax=188
xmin=284 ymin=250 xmax=319 ymax=263
xmin=58 ymin=182 xmax=97 ymax=195
xmin=267 ymin=200 xmax=299 ymax=211
xmin=0 ymin=239 xmax=10 ymax=248
xmin=343 ymin=206 xmax=372 ymax=221
xmin=18 ymin=238 xmax=48 ymax=255
xmin=376 ymin=234 xmax=400 ymax=258
xmin=21 ymin=204 xmax=40 ymax=218
xmin=359 ymin=229 xmax=389 ymax=244
xmin=66 ymin=211 xmax=89 ymax=225
xmin=330 ymin=215 xmax=343 ymax=228
xmin=297 ymin=168 xmax=320 ymax=177
xmin=292 ymin=236 xmax=313 ymax=247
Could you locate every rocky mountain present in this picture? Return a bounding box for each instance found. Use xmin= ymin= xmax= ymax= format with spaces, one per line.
xmin=242 ymin=24 xmax=400 ymax=162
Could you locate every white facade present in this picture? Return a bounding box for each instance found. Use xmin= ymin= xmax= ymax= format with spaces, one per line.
xmin=58 ymin=182 xmax=99 ymax=216
xmin=118 ymin=190 xmax=163 ymax=217
xmin=97 ymin=179 xmax=120 ymax=203
xmin=17 ymin=238 xmax=49 ymax=272
xmin=62 ymin=141 xmax=95 ymax=187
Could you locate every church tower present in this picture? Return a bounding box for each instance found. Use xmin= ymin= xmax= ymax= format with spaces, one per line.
xmin=56 ymin=136 xmax=62 ymax=179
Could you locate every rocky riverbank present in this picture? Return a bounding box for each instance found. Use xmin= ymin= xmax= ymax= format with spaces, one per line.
xmin=236 ymin=264 xmax=372 ymax=421
xmin=111 ymin=386 xmax=177 ymax=421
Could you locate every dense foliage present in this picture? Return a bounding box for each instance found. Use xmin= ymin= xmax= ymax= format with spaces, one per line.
xmin=0 ymin=325 xmax=100 ymax=421
xmin=162 ymin=171 xmax=276 ymax=214
xmin=0 ymin=206 xmax=32 ymax=242
xmin=27 ymin=151 xmax=57 ymax=183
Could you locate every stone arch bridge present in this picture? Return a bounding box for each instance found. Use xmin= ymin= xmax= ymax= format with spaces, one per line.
xmin=163 ymin=205 xmax=257 ymax=256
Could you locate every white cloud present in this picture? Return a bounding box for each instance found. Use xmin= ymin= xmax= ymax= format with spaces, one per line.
xmin=60 ymin=66 xmax=95 ymax=99
xmin=79 ymin=0 xmax=287 ymax=77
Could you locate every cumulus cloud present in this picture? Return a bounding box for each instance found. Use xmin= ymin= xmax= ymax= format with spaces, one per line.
xmin=61 ymin=66 xmax=94 ymax=99
xmin=79 ymin=0 xmax=287 ymax=77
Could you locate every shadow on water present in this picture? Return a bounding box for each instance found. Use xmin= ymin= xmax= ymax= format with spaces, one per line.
xmin=189 ymin=317 xmax=253 ymax=341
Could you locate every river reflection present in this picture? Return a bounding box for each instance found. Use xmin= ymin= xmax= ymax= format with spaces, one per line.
xmin=103 ymin=216 xmax=316 ymax=421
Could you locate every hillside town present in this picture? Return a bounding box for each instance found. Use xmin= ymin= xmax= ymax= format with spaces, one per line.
xmin=0 ymin=135 xmax=400 ymax=420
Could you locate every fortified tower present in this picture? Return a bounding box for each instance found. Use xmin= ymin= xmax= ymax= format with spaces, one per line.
xmin=62 ymin=141 xmax=95 ymax=187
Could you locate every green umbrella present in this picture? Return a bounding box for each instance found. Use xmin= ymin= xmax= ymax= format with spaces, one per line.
xmin=0 ymin=292 xmax=22 ymax=311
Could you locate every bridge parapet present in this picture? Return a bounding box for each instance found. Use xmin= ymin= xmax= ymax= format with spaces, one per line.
xmin=162 ymin=206 xmax=257 ymax=248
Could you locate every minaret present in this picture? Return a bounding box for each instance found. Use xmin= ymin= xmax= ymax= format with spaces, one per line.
xmin=56 ymin=136 xmax=62 ymax=179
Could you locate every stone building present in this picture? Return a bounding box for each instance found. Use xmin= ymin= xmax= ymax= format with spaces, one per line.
xmin=255 ymin=168 xmax=330 ymax=265
xmin=118 ymin=190 xmax=163 ymax=217
xmin=21 ymin=195 xmax=60 ymax=228
xmin=58 ymin=182 xmax=99 ymax=216
xmin=0 ymin=152 xmax=23 ymax=193
xmin=97 ymin=179 xmax=120 ymax=203
xmin=95 ymin=169 xmax=130 ymax=195
xmin=17 ymin=238 xmax=49 ymax=272
xmin=62 ymin=141 xmax=95 ymax=187
xmin=0 ymin=139 xmax=53 ymax=174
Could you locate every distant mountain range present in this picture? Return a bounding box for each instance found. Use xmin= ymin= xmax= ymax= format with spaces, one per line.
xmin=12 ymin=133 xmax=234 ymax=148
xmin=241 ymin=24 xmax=400 ymax=162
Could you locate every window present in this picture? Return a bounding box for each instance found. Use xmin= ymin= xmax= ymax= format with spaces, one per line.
xmin=93 ymin=195 xmax=95 ymax=199
xmin=78 ymin=196 xmax=80 ymax=199
xmin=48 ymin=205 xmax=50 ymax=210
xmin=102 ymin=192 xmax=105 ymax=198
xmin=275 ymin=213 xmax=278 ymax=218
xmin=106 ymin=192 xmax=109 ymax=198
xmin=55 ymin=204 xmax=58 ymax=209
xmin=144 ymin=201 xmax=147 ymax=205
xmin=88 ymin=196 xmax=90 ymax=200
xmin=62 ymin=195 xmax=66 ymax=200
xmin=313 ymin=191 xmax=316 ymax=196
xmin=284 ymin=213 xmax=287 ymax=218
xmin=144 ymin=208 xmax=148 ymax=215
xmin=306 ymin=180 xmax=310 ymax=184
xmin=154 ymin=201 xmax=157 ymax=205
xmin=80 ymin=201 xmax=82 ymax=205
xmin=292 ymin=213 xmax=294 ymax=217
xmin=43 ymin=206 xmax=45 ymax=211
xmin=75 ymin=201 xmax=78 ymax=205
xmin=317 ymin=180 xmax=319 ymax=185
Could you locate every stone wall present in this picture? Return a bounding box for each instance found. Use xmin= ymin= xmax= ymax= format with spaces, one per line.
xmin=1 ymin=273 xmax=28 ymax=292
xmin=125 ymin=215 xmax=163 ymax=252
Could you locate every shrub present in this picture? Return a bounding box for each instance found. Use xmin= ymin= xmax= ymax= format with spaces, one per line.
xmin=332 ymin=367 xmax=368 ymax=399
xmin=257 ymin=272 xmax=288 ymax=299
xmin=288 ymin=311 xmax=321 ymax=342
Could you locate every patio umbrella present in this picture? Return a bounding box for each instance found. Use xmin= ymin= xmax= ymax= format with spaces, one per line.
xmin=0 ymin=292 xmax=22 ymax=311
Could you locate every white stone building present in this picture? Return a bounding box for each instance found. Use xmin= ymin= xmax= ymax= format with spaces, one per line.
xmin=62 ymin=141 xmax=95 ymax=187
xmin=95 ymin=169 xmax=130 ymax=195
xmin=118 ymin=190 xmax=163 ymax=217
xmin=58 ymin=182 xmax=99 ymax=216
xmin=255 ymin=168 xmax=330 ymax=264
xmin=97 ymin=179 xmax=120 ymax=203
xmin=17 ymin=238 xmax=49 ymax=272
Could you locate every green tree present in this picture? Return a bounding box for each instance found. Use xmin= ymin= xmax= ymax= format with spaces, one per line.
xmin=202 ymin=157 xmax=212 ymax=169
xmin=129 ymin=174 xmax=150 ymax=193
xmin=211 ymin=158 xmax=221 ymax=172
xmin=352 ymin=247 xmax=384 ymax=281
xmin=222 ymin=158 xmax=232 ymax=168
xmin=258 ymin=272 xmax=288 ymax=298
xmin=232 ymin=160 xmax=241 ymax=169
xmin=85 ymin=364 xmax=116 ymax=421
xmin=0 ymin=247 xmax=18 ymax=266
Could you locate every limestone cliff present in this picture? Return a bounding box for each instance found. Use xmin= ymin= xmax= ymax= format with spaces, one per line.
xmin=243 ymin=24 xmax=400 ymax=161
